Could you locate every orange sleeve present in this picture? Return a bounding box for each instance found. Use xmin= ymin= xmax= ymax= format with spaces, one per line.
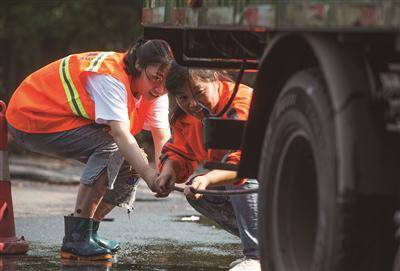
xmin=159 ymin=124 xmax=198 ymax=183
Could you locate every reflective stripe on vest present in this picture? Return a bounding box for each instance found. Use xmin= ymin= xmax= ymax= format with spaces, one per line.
xmin=59 ymin=56 xmax=89 ymax=119
xmin=86 ymin=51 xmax=114 ymax=72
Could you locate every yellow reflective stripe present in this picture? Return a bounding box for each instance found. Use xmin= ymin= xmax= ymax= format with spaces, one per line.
xmin=59 ymin=56 xmax=89 ymax=119
xmin=59 ymin=57 xmax=78 ymax=116
xmin=85 ymin=51 xmax=114 ymax=72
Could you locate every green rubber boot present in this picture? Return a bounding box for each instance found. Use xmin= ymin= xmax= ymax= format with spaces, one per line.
xmin=60 ymin=215 xmax=112 ymax=261
xmin=92 ymin=220 xmax=120 ymax=252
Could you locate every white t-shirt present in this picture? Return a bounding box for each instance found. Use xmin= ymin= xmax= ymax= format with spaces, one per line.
xmin=85 ymin=73 xmax=169 ymax=130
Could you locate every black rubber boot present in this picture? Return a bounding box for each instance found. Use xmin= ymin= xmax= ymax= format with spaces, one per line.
xmin=92 ymin=220 xmax=120 ymax=252
xmin=60 ymin=215 xmax=112 ymax=261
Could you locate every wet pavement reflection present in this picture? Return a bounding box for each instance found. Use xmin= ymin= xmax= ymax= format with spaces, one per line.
xmin=8 ymin=182 xmax=242 ymax=270
xmin=1 ymin=241 xmax=239 ymax=270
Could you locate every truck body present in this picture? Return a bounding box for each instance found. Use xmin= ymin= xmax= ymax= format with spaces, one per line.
xmin=142 ymin=1 xmax=400 ymax=270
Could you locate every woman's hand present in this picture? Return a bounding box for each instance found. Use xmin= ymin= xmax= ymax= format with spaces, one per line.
xmin=155 ymin=159 xmax=176 ymax=198
xmin=141 ymin=167 xmax=160 ymax=193
xmin=184 ymin=175 xmax=210 ymax=200
xmin=155 ymin=169 xmax=176 ymax=198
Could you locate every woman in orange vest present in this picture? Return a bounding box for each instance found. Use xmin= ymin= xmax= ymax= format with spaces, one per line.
xmin=156 ymin=62 xmax=260 ymax=271
xmin=6 ymin=39 xmax=173 ymax=260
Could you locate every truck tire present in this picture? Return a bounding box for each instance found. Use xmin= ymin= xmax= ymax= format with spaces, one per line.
xmin=258 ymin=68 xmax=396 ymax=271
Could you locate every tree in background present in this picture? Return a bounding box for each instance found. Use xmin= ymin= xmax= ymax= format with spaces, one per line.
xmin=1 ymin=1 xmax=156 ymax=160
xmin=0 ymin=0 xmax=143 ymax=102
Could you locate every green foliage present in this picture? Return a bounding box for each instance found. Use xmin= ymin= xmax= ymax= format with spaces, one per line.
xmin=0 ymin=0 xmax=143 ymax=100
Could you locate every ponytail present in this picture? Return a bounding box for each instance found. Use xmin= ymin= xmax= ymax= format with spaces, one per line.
xmin=124 ymin=38 xmax=173 ymax=77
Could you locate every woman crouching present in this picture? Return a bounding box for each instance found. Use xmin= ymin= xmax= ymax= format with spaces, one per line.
xmin=156 ymin=62 xmax=260 ymax=271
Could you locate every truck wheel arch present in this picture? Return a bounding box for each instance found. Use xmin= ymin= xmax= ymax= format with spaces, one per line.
xmin=241 ymin=33 xmax=387 ymax=194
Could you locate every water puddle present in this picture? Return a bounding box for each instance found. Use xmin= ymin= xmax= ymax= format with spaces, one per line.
xmin=1 ymin=241 xmax=240 ymax=271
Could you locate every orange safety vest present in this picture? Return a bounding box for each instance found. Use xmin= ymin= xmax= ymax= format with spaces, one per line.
xmin=6 ymin=51 xmax=150 ymax=135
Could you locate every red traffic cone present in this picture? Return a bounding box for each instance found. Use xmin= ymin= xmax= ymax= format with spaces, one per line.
xmin=0 ymin=100 xmax=28 ymax=254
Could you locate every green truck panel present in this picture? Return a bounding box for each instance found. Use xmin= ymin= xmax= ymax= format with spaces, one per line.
xmin=142 ymin=0 xmax=400 ymax=30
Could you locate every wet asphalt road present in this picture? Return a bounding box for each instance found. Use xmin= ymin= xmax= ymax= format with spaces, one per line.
xmin=1 ymin=180 xmax=242 ymax=271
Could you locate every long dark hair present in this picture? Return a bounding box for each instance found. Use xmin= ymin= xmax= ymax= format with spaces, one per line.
xmin=123 ymin=38 xmax=174 ymax=77
xmin=165 ymin=61 xmax=232 ymax=124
